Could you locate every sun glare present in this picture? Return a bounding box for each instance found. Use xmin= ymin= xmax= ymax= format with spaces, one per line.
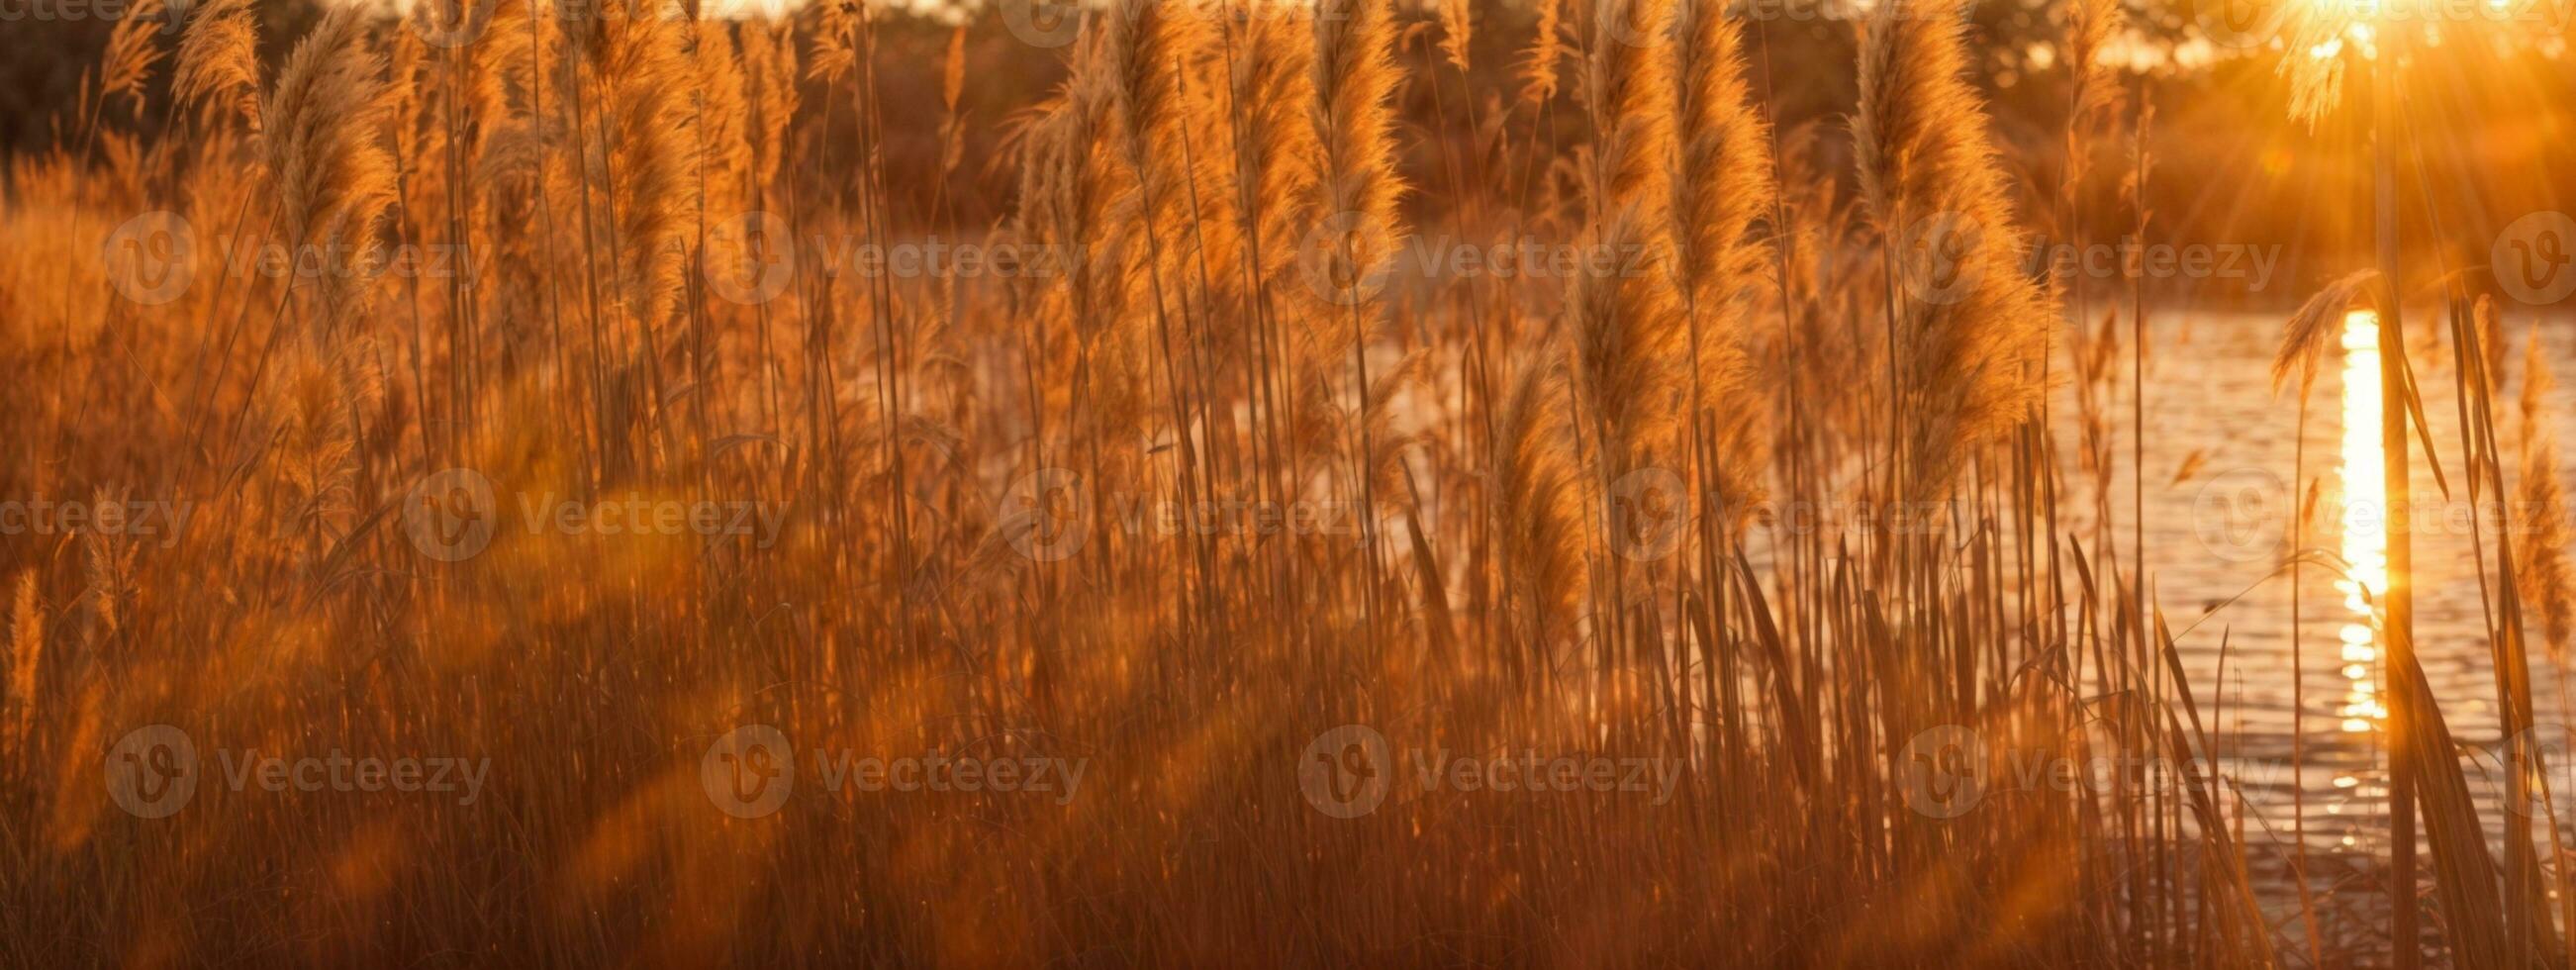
xmin=2335 ymin=311 xmax=2390 ymax=733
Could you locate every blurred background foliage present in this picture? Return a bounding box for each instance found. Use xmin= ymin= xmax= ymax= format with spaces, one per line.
xmin=0 ymin=0 xmax=2566 ymax=307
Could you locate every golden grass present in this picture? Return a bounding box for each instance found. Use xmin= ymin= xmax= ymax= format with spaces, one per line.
xmin=0 ymin=1 xmax=2567 ymax=966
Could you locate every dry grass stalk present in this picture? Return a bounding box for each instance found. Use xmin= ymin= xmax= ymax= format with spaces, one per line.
xmin=1521 ymin=0 xmax=1567 ymax=107
xmin=2269 ymin=269 xmax=2383 ymax=397
xmin=0 ymin=4 xmax=2550 ymax=965
xmin=1669 ymin=0 xmax=1773 ymax=523
xmin=1853 ymin=0 xmax=2054 ymax=497
xmin=173 ymin=0 xmax=262 ymax=129
xmin=261 ymin=8 xmax=399 ymax=334
xmin=2518 ymin=328 xmax=2574 ymax=657
xmin=96 ymin=0 xmax=166 ymax=116
xmin=3 ymin=571 xmax=38 ymax=766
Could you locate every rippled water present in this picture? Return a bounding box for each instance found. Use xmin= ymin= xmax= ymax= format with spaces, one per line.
xmin=2067 ymin=307 xmax=2576 ymax=926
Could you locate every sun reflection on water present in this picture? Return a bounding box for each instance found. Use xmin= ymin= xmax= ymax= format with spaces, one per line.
xmin=2336 ymin=310 xmax=2390 ymax=733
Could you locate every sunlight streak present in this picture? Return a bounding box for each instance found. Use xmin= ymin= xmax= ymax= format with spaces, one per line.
xmin=2336 ymin=311 xmax=2390 ymax=733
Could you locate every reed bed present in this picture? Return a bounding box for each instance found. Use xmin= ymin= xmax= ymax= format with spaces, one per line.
xmin=0 ymin=0 xmax=2569 ymax=966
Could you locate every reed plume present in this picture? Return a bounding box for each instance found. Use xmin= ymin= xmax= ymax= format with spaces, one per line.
xmin=1307 ymin=0 xmax=1407 ymax=345
xmin=1853 ymin=0 xmax=2055 ymax=497
xmin=2477 ymin=292 xmax=2508 ymax=394
xmin=1020 ymin=42 xmax=1151 ymax=442
xmin=1566 ymin=0 xmax=1688 ymax=481
xmin=261 ymin=8 xmax=399 ymax=334
xmin=572 ymin=7 xmax=700 ymax=335
xmin=1585 ymin=0 xmax=1675 ymax=228
xmin=1106 ymin=0 xmax=1212 ymax=268
xmin=741 ymin=20 xmax=798 ymax=208
xmin=2269 ymin=269 xmax=2382 ymax=397
xmin=1438 ymin=0 xmax=1475 ymax=75
xmin=266 ymin=337 xmax=379 ymax=548
xmin=1302 ymin=0 xmax=1409 ymax=622
xmin=2062 ymin=0 xmax=2122 ymax=133
xmin=1569 ymin=213 xmax=1688 ymax=472
xmin=939 ymin=26 xmax=967 ymax=179
xmin=1669 ymin=0 xmax=1775 ymax=522
xmin=2517 ymin=329 xmax=2573 ymax=658
xmin=692 ymin=15 xmax=754 ymax=291
xmin=1522 ymin=0 xmax=1567 ymax=107
xmin=1494 ymin=356 xmax=1582 ymax=651
xmin=1221 ymin=0 xmax=1322 ymax=485
xmin=1105 ymin=0 xmax=1250 ymax=408
xmin=2054 ymin=0 xmax=2119 ymax=272
xmin=3 ymin=571 xmax=37 ymax=765
xmin=2281 ymin=14 xmax=2348 ymax=127
xmin=78 ymin=494 xmax=133 ymax=639
xmin=458 ymin=0 xmax=553 ymax=373
xmin=1230 ymin=2 xmax=1320 ymax=290
xmin=97 ymin=0 xmax=166 ymax=116
xmin=173 ymin=0 xmax=262 ymax=129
